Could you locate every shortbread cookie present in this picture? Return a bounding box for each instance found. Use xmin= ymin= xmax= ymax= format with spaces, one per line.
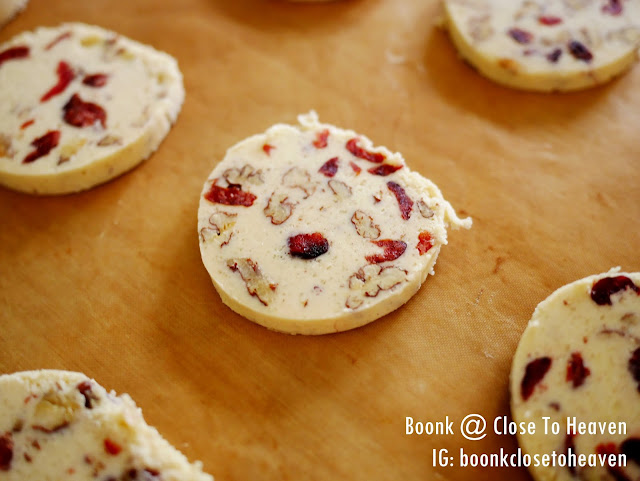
xmin=0 ymin=0 xmax=27 ymax=28
xmin=197 ymin=112 xmax=471 ymax=335
xmin=510 ymin=270 xmax=640 ymax=481
xmin=0 ymin=370 xmax=213 ymax=480
xmin=0 ymin=23 xmax=184 ymax=194
xmin=442 ymin=0 xmax=640 ymax=91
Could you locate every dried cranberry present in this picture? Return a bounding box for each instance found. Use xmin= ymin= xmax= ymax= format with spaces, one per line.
xmin=417 ymin=231 xmax=433 ymax=255
xmin=568 ymin=41 xmax=593 ymax=62
xmin=41 ymin=61 xmax=75 ymax=102
xmin=204 ymin=182 xmax=256 ymax=207
xmin=104 ymin=438 xmax=122 ymax=456
xmin=77 ymin=381 xmax=98 ymax=409
xmin=590 ymin=276 xmax=639 ymax=305
xmin=621 ymin=438 xmax=640 ymax=466
xmin=349 ymin=161 xmax=361 ymax=174
xmin=82 ymin=73 xmax=108 ymax=87
xmin=547 ymin=48 xmax=563 ymax=63
xmin=368 ymin=164 xmax=402 ymax=176
xmin=521 ymin=357 xmax=552 ymax=401
xmin=387 ymin=181 xmax=413 ymax=220
xmin=508 ymin=28 xmax=533 ymax=44
xmin=23 ymin=130 xmax=60 ymax=164
xmin=346 ymin=138 xmax=385 ymax=163
xmin=63 ymin=94 xmax=107 ymax=128
xmin=539 ymin=16 xmax=563 ymax=26
xmin=366 ymin=239 xmax=407 ymax=264
xmin=45 ymin=31 xmax=71 ymax=50
xmin=566 ymin=352 xmax=590 ymax=388
xmin=288 ymin=233 xmax=329 ymax=259
xmin=262 ymin=144 xmax=274 ymax=155
xmin=565 ymin=431 xmax=577 ymax=475
xmin=0 ymin=432 xmax=12 ymax=471
xmin=313 ymin=129 xmax=329 ymax=148
xmin=319 ymin=157 xmax=339 ymax=177
xmin=20 ymin=119 xmax=35 ymax=130
xmin=628 ymin=348 xmax=640 ymax=392
xmin=602 ymin=0 xmax=623 ymax=15
xmin=0 ymin=46 xmax=29 ymax=67
xmin=596 ymin=443 xmax=630 ymax=481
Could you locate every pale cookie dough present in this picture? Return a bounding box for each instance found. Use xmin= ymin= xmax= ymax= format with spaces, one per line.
xmin=0 ymin=23 xmax=184 ymax=194
xmin=0 ymin=370 xmax=214 ymax=480
xmin=197 ymin=112 xmax=471 ymax=335
xmin=442 ymin=0 xmax=640 ymax=91
xmin=0 ymin=0 xmax=27 ymax=28
xmin=510 ymin=269 xmax=640 ymax=481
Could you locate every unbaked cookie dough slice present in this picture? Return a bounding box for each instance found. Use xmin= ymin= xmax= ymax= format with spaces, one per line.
xmin=442 ymin=0 xmax=640 ymax=91
xmin=0 ymin=370 xmax=214 ymax=480
xmin=0 ymin=0 xmax=28 ymax=28
xmin=198 ymin=112 xmax=471 ymax=335
xmin=0 ymin=23 xmax=184 ymax=194
xmin=510 ymin=270 xmax=640 ymax=481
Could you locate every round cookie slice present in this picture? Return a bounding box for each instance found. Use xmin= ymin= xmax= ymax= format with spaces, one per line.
xmin=510 ymin=270 xmax=640 ymax=481
xmin=0 ymin=370 xmax=213 ymax=480
xmin=197 ymin=112 xmax=472 ymax=335
xmin=0 ymin=0 xmax=28 ymax=28
xmin=442 ymin=0 xmax=640 ymax=91
xmin=0 ymin=23 xmax=184 ymax=194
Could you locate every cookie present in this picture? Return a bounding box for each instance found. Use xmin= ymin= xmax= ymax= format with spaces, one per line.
xmin=0 ymin=0 xmax=27 ymax=28
xmin=197 ymin=111 xmax=471 ymax=335
xmin=442 ymin=0 xmax=640 ymax=91
xmin=0 ymin=370 xmax=213 ymax=480
xmin=0 ymin=23 xmax=184 ymax=194
xmin=510 ymin=270 xmax=640 ymax=481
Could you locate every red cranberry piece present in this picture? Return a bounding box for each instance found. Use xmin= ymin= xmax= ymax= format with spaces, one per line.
xmin=621 ymin=438 xmax=640 ymax=466
xmin=547 ymin=48 xmax=562 ymax=63
xmin=566 ymin=352 xmax=590 ymax=388
xmin=417 ymin=231 xmax=433 ymax=255
xmin=0 ymin=46 xmax=29 ymax=67
xmin=591 ymin=276 xmax=639 ymax=305
xmin=349 ymin=161 xmax=361 ymax=174
xmin=82 ymin=73 xmax=108 ymax=87
xmin=596 ymin=443 xmax=630 ymax=481
xmin=45 ymin=31 xmax=72 ymax=50
xmin=319 ymin=157 xmax=339 ymax=177
xmin=313 ymin=129 xmax=329 ymax=148
xmin=508 ymin=28 xmax=533 ymax=44
xmin=23 ymin=130 xmax=60 ymax=164
xmin=565 ymin=431 xmax=577 ymax=475
xmin=521 ymin=357 xmax=552 ymax=401
xmin=387 ymin=181 xmax=413 ymax=220
xmin=41 ymin=61 xmax=75 ymax=102
xmin=568 ymin=41 xmax=593 ymax=62
xmin=628 ymin=348 xmax=640 ymax=393
xmin=262 ymin=144 xmax=274 ymax=155
xmin=104 ymin=438 xmax=122 ymax=456
xmin=539 ymin=16 xmax=563 ymax=26
xmin=20 ymin=119 xmax=35 ymax=130
xmin=288 ymin=233 xmax=329 ymax=259
xmin=63 ymin=94 xmax=107 ymax=128
xmin=365 ymin=239 xmax=407 ymax=264
xmin=368 ymin=164 xmax=402 ymax=176
xmin=602 ymin=0 xmax=623 ymax=15
xmin=0 ymin=432 xmax=13 ymax=471
xmin=77 ymin=381 xmax=98 ymax=409
xmin=346 ymin=138 xmax=385 ymax=163
xmin=204 ymin=182 xmax=256 ymax=207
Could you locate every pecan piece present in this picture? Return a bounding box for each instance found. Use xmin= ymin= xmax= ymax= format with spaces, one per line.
xmin=346 ymin=265 xmax=407 ymax=309
xmin=282 ymin=167 xmax=314 ymax=197
xmin=200 ymin=210 xmax=237 ymax=246
xmin=77 ymin=381 xmax=100 ymax=409
xmin=264 ymin=192 xmax=295 ymax=225
xmin=328 ymin=179 xmax=352 ymax=199
xmin=351 ymin=210 xmax=380 ymax=239
xmin=32 ymin=390 xmax=80 ymax=432
xmin=97 ymin=135 xmax=122 ymax=147
xmin=0 ymin=134 xmax=14 ymax=159
xmin=58 ymin=137 xmax=87 ymax=165
xmin=227 ymin=258 xmax=276 ymax=306
xmin=417 ymin=200 xmax=435 ymax=219
xmin=223 ymin=164 xmax=263 ymax=186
